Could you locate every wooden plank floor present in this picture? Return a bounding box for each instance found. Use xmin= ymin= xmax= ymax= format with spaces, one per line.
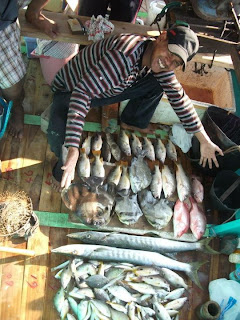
xmin=0 ymin=59 xmax=235 ymax=320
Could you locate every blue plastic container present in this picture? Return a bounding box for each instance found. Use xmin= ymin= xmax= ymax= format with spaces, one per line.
xmin=0 ymin=98 xmax=13 ymax=139
xmin=24 ymin=37 xmax=37 ymax=58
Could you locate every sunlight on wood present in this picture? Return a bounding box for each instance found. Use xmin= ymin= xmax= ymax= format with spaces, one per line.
xmin=1 ymin=159 xmax=42 ymax=172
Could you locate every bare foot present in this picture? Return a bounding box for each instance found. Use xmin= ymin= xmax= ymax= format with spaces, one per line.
xmin=121 ymin=122 xmax=155 ymax=134
xmin=8 ymin=105 xmax=24 ymax=139
xmin=50 ymin=175 xmax=62 ymax=193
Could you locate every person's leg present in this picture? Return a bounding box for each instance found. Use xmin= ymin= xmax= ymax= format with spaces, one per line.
xmin=91 ymin=73 xmax=163 ymax=129
xmin=47 ymin=92 xmax=71 ymax=187
xmin=0 ymin=23 xmax=27 ymax=139
xmin=110 ymin=0 xmax=143 ymax=22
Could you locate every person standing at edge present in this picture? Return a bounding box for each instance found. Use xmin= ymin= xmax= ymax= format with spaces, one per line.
xmin=0 ymin=0 xmax=57 ymax=139
xmin=48 ymin=25 xmax=224 ymax=191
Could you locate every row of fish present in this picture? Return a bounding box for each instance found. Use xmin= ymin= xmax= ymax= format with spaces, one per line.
xmin=52 ymin=254 xmax=191 ymax=319
xmin=62 ymin=131 xmax=178 ymax=169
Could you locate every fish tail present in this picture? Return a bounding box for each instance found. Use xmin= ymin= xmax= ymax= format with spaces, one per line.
xmin=187 ymin=261 xmax=208 ymax=289
xmin=200 ymin=237 xmax=220 ymax=254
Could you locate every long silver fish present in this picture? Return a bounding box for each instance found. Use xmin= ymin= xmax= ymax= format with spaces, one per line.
xmin=67 ymin=231 xmax=218 ymax=254
xmin=52 ymin=244 xmax=206 ymax=287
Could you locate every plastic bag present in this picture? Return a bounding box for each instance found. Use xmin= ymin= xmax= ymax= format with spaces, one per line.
xmin=169 ymin=123 xmax=193 ymax=153
xmin=209 ymin=278 xmax=240 ymax=320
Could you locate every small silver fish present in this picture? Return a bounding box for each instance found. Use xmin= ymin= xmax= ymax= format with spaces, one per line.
xmin=131 ymin=133 xmax=142 ymax=156
xmin=102 ymin=138 xmax=112 ymax=162
xmin=77 ymin=148 xmax=91 ymax=178
xmin=175 ymin=163 xmax=191 ymax=202
xmin=106 ymin=133 xmax=121 ymax=161
xmin=155 ymin=138 xmax=166 ymax=164
xmin=166 ymin=139 xmax=177 ymax=162
xmin=162 ymin=165 xmax=176 ymax=198
xmin=92 ymin=133 xmax=103 ymax=151
xmin=143 ymin=137 xmax=155 ymax=161
xmin=91 ymin=150 xmax=105 ymax=178
xmin=107 ymin=164 xmax=122 ymax=186
xmin=81 ymin=134 xmax=92 ymax=156
xmin=117 ymin=164 xmax=130 ymax=196
xmin=118 ymin=130 xmax=131 ymax=156
xmin=150 ymin=164 xmax=162 ymax=199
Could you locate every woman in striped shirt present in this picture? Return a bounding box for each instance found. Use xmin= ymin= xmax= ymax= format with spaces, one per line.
xmin=48 ymin=25 xmax=223 ymax=190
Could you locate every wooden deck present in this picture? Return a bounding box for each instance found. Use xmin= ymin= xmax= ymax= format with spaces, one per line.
xmin=0 ymin=59 xmax=235 ymax=320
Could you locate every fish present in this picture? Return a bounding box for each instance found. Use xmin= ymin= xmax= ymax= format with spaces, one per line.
xmin=51 ymin=244 xmax=206 ymax=287
xmin=175 ymin=163 xmax=191 ymax=202
xmin=160 ymin=268 xmax=188 ymax=289
xmin=107 ymin=163 xmax=122 ymax=186
xmin=81 ymin=134 xmax=92 ymax=156
xmin=131 ymin=133 xmax=142 ymax=156
xmin=173 ymin=200 xmax=190 ymax=238
xmin=115 ymin=194 xmax=143 ymax=225
xmin=53 ymin=288 xmax=65 ymax=313
xmin=61 ymin=177 xmax=115 ymax=227
xmin=129 ymin=151 xmax=152 ymax=193
xmin=162 ymin=165 xmax=176 ymax=198
xmin=152 ymin=296 xmax=171 ymax=320
xmin=106 ymin=133 xmax=121 ymax=161
xmin=150 ymin=164 xmax=162 ymax=199
xmin=77 ymin=148 xmax=91 ymax=178
xmin=165 ymin=288 xmax=185 ymax=300
xmin=92 ymin=133 xmax=103 ymax=151
xmin=143 ymin=136 xmax=155 ymax=161
xmin=165 ymin=297 xmax=188 ymax=310
xmin=107 ymin=285 xmax=137 ymax=302
xmin=85 ymin=274 xmax=109 ymax=288
xmin=102 ymin=137 xmax=112 ymax=162
xmin=155 ymin=138 xmax=166 ymax=164
xmin=191 ymin=175 xmax=204 ymax=203
xmin=67 ymin=231 xmax=218 ymax=254
xmin=118 ymin=130 xmax=131 ymax=156
xmin=138 ymin=190 xmax=173 ymax=230
xmin=117 ymin=163 xmax=130 ymax=196
xmin=166 ymin=139 xmax=177 ymax=162
xmin=189 ymin=197 xmax=207 ymax=240
xmin=92 ymin=150 xmax=105 ymax=178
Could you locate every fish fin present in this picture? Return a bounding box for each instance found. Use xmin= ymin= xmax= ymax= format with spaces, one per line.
xmin=92 ymin=150 xmax=101 ymax=157
xmin=187 ymin=260 xmax=208 ymax=289
xmin=199 ymin=237 xmax=220 ymax=255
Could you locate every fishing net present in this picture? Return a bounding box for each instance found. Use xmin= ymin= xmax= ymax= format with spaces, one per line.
xmin=0 ymin=190 xmax=38 ymax=238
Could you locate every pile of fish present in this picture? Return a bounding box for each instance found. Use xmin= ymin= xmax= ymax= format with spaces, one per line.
xmin=62 ymin=130 xmax=206 ymax=240
xmin=52 ymin=256 xmax=189 ymax=319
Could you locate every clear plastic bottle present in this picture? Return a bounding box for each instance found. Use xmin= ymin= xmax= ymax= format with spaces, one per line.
xmin=229 ymin=266 xmax=240 ymax=283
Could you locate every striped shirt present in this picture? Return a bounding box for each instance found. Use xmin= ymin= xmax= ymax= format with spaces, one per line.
xmin=52 ymin=34 xmax=203 ymax=148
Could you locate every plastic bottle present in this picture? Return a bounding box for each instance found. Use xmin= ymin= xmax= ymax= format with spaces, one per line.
xmin=229 ymin=266 xmax=240 ymax=283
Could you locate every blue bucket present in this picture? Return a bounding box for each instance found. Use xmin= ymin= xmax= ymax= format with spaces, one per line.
xmin=0 ymin=98 xmax=12 ymax=139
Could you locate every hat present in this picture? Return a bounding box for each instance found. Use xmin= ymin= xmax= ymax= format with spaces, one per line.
xmin=167 ymin=26 xmax=199 ymax=71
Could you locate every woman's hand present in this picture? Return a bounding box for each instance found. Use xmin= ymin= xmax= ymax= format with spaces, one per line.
xmin=61 ymin=147 xmax=79 ymax=189
xmin=199 ymin=140 xmax=224 ymax=169
xmin=194 ymin=129 xmax=224 ymax=169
